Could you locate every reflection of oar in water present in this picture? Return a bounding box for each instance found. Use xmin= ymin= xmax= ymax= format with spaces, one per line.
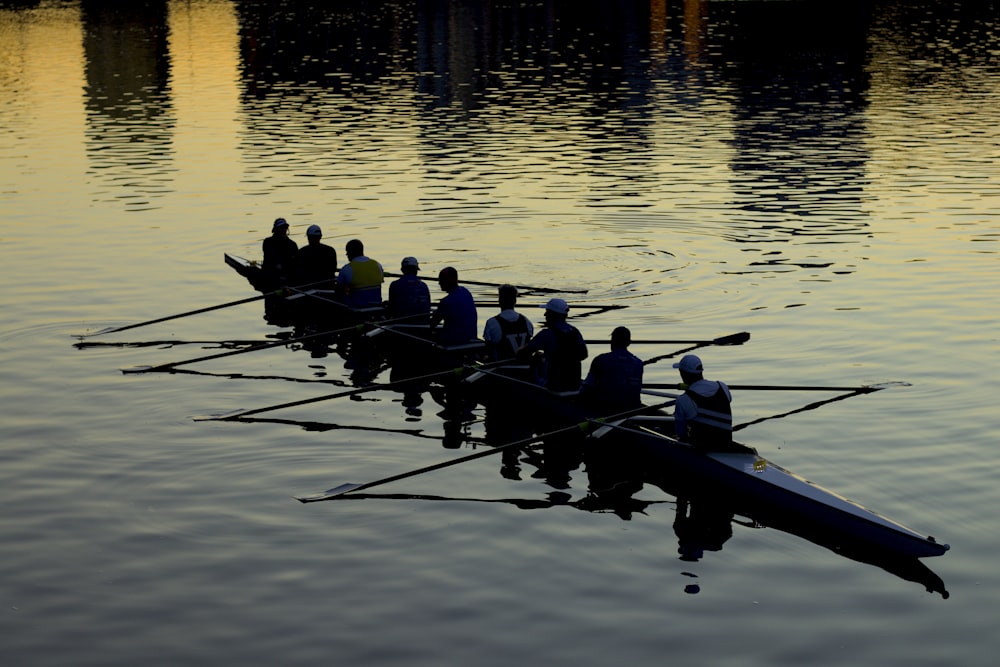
xmin=119 ymin=311 xmax=424 ymax=374
xmin=220 ymin=415 xmax=441 ymax=439
xmin=163 ymin=366 xmax=356 ymax=387
xmin=295 ymin=400 xmax=676 ymax=502
xmin=324 ymin=490 xmax=669 ymax=514
xmin=192 ymin=361 xmax=508 ymax=422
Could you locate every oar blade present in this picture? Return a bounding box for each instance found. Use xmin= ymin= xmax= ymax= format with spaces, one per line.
xmin=81 ymin=326 xmax=122 ymax=338
xmin=120 ymin=365 xmax=155 ymax=374
xmin=192 ymin=408 xmax=249 ymax=422
xmin=297 ymin=483 xmax=364 ymax=503
xmin=714 ymin=331 xmax=751 ymax=346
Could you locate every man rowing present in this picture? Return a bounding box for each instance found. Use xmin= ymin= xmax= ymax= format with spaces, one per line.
xmin=261 ymin=217 xmax=298 ymax=287
xmin=336 ymin=239 xmax=384 ymax=308
xmin=580 ymin=326 xmax=643 ymax=412
xmin=672 ymin=354 xmax=733 ymax=449
xmin=482 ymin=284 xmax=533 ymax=361
xmin=387 ymin=256 xmax=431 ymax=322
xmin=518 ymin=298 xmax=588 ymax=392
xmin=429 ymin=266 xmax=478 ymax=346
xmin=294 ymin=224 xmax=338 ymax=288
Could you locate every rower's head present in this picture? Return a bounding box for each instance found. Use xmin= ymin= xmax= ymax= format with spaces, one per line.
xmin=306 ymin=224 xmax=322 ymax=243
xmin=401 ymin=256 xmax=420 ymax=275
xmin=543 ymin=298 xmax=569 ymax=322
xmin=611 ymin=326 xmax=631 ymax=349
xmin=674 ymin=354 xmax=704 ymax=383
xmin=498 ymin=284 xmax=518 ymax=310
xmin=438 ymin=266 xmax=459 ymax=291
xmin=346 ymin=239 xmax=364 ymax=260
xmin=272 ymin=218 xmax=289 ymax=235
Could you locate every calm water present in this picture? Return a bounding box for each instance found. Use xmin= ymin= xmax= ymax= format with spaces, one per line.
xmin=2 ymin=0 xmax=999 ymax=665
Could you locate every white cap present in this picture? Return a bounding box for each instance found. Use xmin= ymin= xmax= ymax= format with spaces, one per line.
xmin=306 ymin=224 xmax=322 ymax=237
xmin=543 ymin=298 xmax=569 ymax=315
xmin=673 ymin=354 xmax=704 ymax=374
xmin=401 ymin=256 xmax=419 ymax=269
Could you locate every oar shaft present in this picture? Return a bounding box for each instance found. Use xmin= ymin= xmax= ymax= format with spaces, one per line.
xmin=642 ymin=383 xmax=877 ymax=392
xmin=641 ymin=332 xmax=750 ymax=366
xmin=87 ymin=294 xmax=268 ymax=337
xmin=124 ymin=324 xmax=365 ymax=373
xmin=479 ymin=303 xmax=623 ymax=311
xmin=86 ymin=277 xmax=336 ymax=338
xmin=297 ymin=399 xmax=676 ymax=502
xmin=384 ymin=272 xmax=587 ymax=295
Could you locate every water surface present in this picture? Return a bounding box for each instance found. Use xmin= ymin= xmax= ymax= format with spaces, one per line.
xmin=1 ymin=1 xmax=998 ymax=666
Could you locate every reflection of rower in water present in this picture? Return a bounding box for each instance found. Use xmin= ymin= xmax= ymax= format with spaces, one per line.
xmin=673 ymin=497 xmax=735 ymax=562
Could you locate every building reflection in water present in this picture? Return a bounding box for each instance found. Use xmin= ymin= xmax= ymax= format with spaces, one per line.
xmin=59 ymin=0 xmax=936 ymax=248
xmin=80 ymin=0 xmax=175 ymax=211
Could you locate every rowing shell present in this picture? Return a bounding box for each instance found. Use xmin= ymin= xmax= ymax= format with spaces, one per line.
xmin=592 ymin=415 xmax=949 ymax=560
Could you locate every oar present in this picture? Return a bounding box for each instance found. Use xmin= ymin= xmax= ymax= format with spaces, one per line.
xmin=193 ymin=361 xmax=505 ymax=422
xmin=120 ymin=309 xmax=434 ymax=374
xmin=586 ymin=334 xmax=748 ymax=346
xmin=643 ymin=382 xmax=888 ymax=393
xmin=295 ymin=399 xmax=676 ymax=502
xmin=81 ymin=293 xmax=274 ymax=338
xmin=79 ymin=277 xmax=335 ymax=338
xmin=475 ymin=303 xmax=625 ymax=311
xmin=732 ymin=384 xmax=903 ymax=432
xmin=641 ymin=331 xmax=751 ymax=366
xmin=383 ymin=272 xmax=587 ymax=295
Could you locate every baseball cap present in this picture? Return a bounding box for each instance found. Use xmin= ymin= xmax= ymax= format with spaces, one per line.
xmin=272 ymin=218 xmax=289 ymax=231
xmin=543 ymin=298 xmax=569 ymax=315
xmin=401 ymin=256 xmax=419 ymax=269
xmin=673 ymin=354 xmax=704 ymax=374
xmin=306 ymin=224 xmax=322 ymax=237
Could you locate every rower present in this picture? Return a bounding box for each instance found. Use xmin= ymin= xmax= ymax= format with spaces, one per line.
xmin=429 ymin=266 xmax=478 ymax=346
xmin=580 ymin=326 xmax=643 ymax=412
xmin=517 ymin=298 xmax=588 ymax=392
xmin=261 ymin=217 xmax=298 ymax=287
xmin=482 ymin=284 xmax=533 ymax=361
xmin=672 ymin=354 xmax=733 ymax=450
xmin=387 ymin=256 xmax=431 ymax=322
xmin=336 ymin=239 xmax=384 ymax=307
xmin=294 ymin=224 xmax=338 ymax=289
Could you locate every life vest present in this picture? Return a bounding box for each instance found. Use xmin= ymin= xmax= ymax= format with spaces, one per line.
xmin=389 ymin=275 xmax=430 ymax=319
xmin=494 ymin=313 xmax=531 ymax=360
xmin=543 ymin=326 xmax=585 ymax=392
xmin=686 ymin=382 xmax=733 ymax=448
xmin=345 ymin=258 xmax=383 ymax=305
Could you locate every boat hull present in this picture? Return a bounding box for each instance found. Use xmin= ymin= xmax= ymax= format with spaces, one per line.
xmin=594 ymin=416 xmax=949 ymax=560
